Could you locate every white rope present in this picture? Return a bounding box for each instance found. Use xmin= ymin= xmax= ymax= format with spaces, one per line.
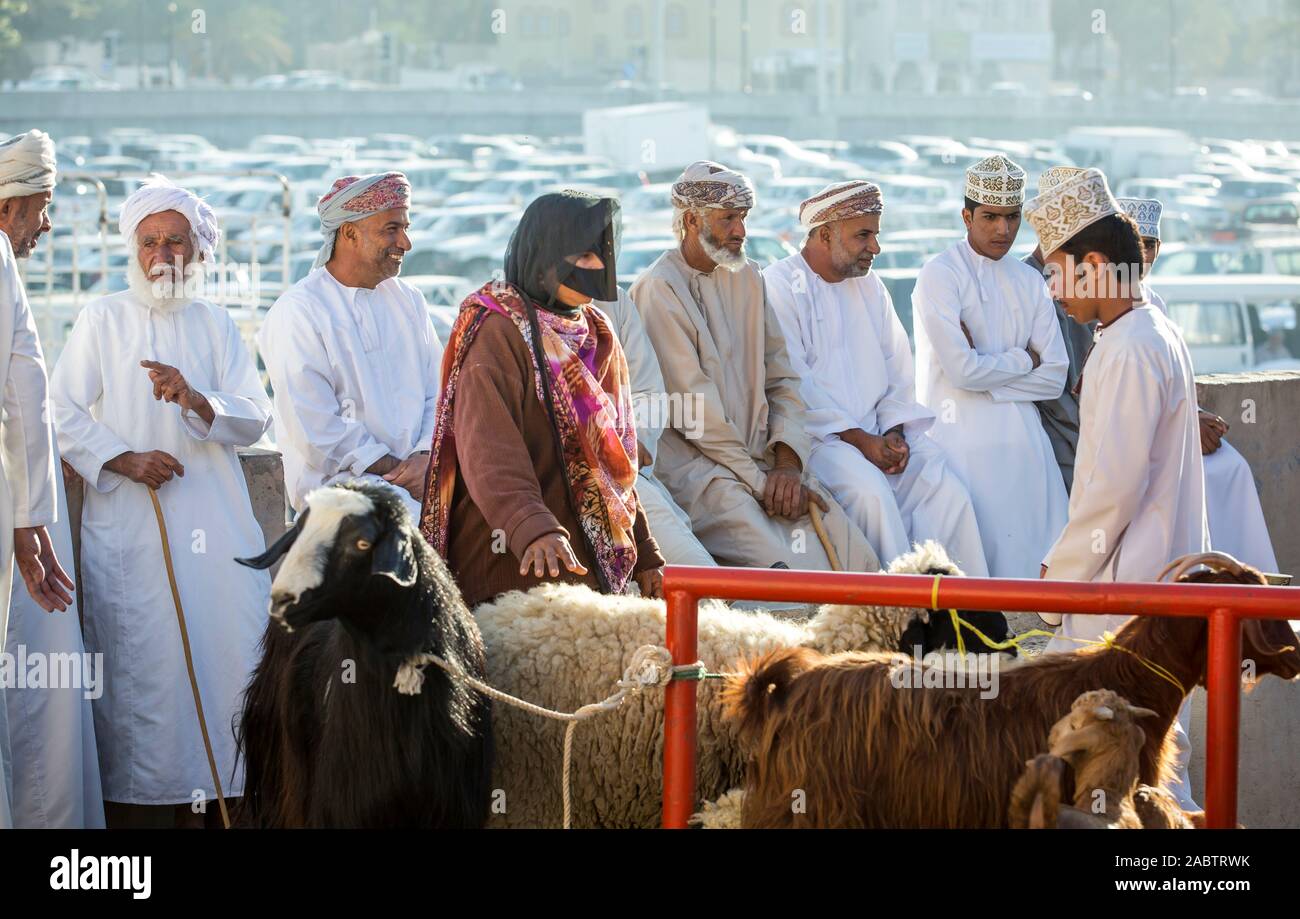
xmin=395 ymin=644 xmax=677 ymax=829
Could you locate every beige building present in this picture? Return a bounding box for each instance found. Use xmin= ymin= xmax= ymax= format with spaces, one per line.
xmin=484 ymin=0 xmax=1053 ymax=94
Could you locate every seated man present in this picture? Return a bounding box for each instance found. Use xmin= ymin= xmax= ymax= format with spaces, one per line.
xmin=598 ymin=283 xmax=717 ymax=568
xmin=765 ymin=181 xmax=988 ymax=574
xmin=630 ymin=161 xmax=878 ymax=572
xmin=258 ymin=172 xmax=443 ymax=519
xmin=1120 ymin=196 xmax=1278 ymax=574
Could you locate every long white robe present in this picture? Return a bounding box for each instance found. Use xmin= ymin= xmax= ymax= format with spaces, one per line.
xmin=596 ymin=286 xmax=715 ymax=568
xmin=913 ymin=239 xmax=1069 ymax=577
xmin=1041 ymin=304 xmax=1209 ymax=810
xmin=764 ymin=253 xmax=988 ymax=575
xmin=631 ymin=247 xmax=878 ymax=571
xmin=257 ymin=266 xmax=444 ymax=519
xmin=1146 ymin=285 xmax=1278 ymax=573
xmin=52 ymin=290 xmax=273 ymax=806
xmin=5 ymin=459 xmax=104 ymax=827
xmin=0 ymin=229 xmax=59 ymax=828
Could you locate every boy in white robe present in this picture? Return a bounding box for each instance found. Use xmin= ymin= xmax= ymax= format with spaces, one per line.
xmin=765 ymin=180 xmax=987 ymax=574
xmin=912 ymin=155 xmax=1069 ymax=577
xmin=258 ymin=172 xmax=443 ymax=520
xmin=1027 ymin=169 xmax=1208 ymax=809
xmin=52 ymin=177 xmax=273 ymax=827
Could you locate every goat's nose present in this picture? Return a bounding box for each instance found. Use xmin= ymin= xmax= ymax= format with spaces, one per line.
xmin=270 ymin=589 xmax=294 ymax=610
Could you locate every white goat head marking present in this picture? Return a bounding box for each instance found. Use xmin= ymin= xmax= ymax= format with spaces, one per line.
xmin=271 ymin=488 xmax=376 ymax=610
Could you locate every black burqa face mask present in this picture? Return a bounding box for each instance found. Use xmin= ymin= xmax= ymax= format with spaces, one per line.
xmin=504 ymin=190 xmax=620 ymax=315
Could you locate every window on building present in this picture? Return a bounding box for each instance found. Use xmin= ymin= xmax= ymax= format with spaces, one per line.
xmin=626 ymin=5 xmax=644 ymax=38
xmin=667 ymin=3 xmax=686 ymax=37
xmin=521 ymin=11 xmax=535 ymax=36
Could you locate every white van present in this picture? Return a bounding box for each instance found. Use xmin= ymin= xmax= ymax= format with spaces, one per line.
xmin=1148 ymin=275 xmax=1300 ymax=373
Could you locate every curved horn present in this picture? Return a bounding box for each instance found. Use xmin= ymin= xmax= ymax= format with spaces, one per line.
xmin=1156 ymin=551 xmax=1249 ymax=584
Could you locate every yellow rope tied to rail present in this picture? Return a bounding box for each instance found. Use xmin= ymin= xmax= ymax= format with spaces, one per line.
xmin=928 ymin=573 xmax=1187 ymax=695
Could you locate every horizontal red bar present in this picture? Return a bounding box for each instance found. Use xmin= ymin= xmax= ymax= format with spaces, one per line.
xmin=663 ymin=566 xmax=1299 ymax=620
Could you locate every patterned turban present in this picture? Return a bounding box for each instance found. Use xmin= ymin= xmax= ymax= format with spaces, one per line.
xmin=314 ymin=171 xmax=411 ymax=269
xmin=965 ymin=154 xmax=1026 ymax=207
xmin=1024 ymin=168 xmax=1121 ymax=257
xmin=799 ymin=180 xmax=884 ymax=230
xmin=670 ymin=160 xmax=756 ymax=211
xmin=1117 ymin=197 xmax=1163 ymax=240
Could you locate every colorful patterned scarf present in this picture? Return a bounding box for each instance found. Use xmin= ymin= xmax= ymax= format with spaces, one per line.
xmin=420 ymin=282 xmax=639 ymax=593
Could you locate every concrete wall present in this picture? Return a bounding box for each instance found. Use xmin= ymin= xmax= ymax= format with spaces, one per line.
xmin=1190 ymin=370 xmax=1300 ymax=828
xmin=57 ymin=372 xmax=1300 ymax=826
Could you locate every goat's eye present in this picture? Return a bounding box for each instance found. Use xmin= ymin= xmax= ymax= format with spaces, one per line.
xmin=355 ymin=539 xmax=372 ymax=551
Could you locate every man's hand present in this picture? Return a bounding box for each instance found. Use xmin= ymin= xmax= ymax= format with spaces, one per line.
xmin=105 ymin=450 xmax=185 ymax=489
xmin=382 ymin=451 xmax=430 ymax=502
xmin=1199 ymin=410 xmax=1228 ymax=456
xmin=140 ymin=360 xmax=214 ymax=425
xmin=960 ymin=321 xmax=975 ymax=348
xmin=637 ymin=443 xmax=652 ymax=469
xmin=635 ymin=566 xmax=664 ymax=599
xmin=14 ymin=525 xmax=74 ymax=612
xmin=762 ymin=466 xmax=829 ymax=520
xmin=1027 ymin=347 xmax=1042 ymax=369
xmin=519 ymin=532 xmax=589 ymax=579
xmin=841 ymin=428 xmax=908 ymax=475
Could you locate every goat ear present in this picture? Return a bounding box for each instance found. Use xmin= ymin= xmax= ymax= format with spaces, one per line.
xmin=371 ymin=525 xmax=418 ymax=588
xmin=235 ymin=509 xmax=308 ymax=569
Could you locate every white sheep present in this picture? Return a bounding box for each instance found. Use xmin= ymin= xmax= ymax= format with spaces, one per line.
xmin=476 ymin=540 xmax=998 ymax=829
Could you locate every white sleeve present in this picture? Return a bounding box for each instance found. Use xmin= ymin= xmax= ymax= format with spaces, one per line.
xmin=257 ymin=303 xmax=389 ymax=479
xmin=912 ymin=262 xmax=1035 ymax=391
xmin=51 ymin=308 xmax=132 ymax=495
xmin=986 ymin=280 xmax=1068 ymax=403
xmin=1043 ymin=344 xmax=1159 ymax=582
xmin=604 ymin=289 xmax=667 ymax=464
xmin=763 ymin=267 xmax=859 ymax=443
xmin=181 ymin=312 xmax=273 ymax=446
xmin=1 ymin=263 xmax=57 ymax=526
xmin=413 ymin=289 xmax=444 ymax=454
xmin=873 ymin=281 xmax=935 ymax=437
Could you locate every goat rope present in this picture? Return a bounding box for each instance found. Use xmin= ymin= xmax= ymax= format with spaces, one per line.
xmin=398 ymin=644 xmax=700 ymax=829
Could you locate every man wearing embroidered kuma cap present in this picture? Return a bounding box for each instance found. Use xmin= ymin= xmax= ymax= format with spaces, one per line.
xmin=631 ymin=162 xmax=878 ymax=571
xmin=763 ymin=180 xmax=987 ymax=574
xmin=1028 ymin=168 xmax=1208 ymax=811
xmin=912 ymin=154 xmax=1069 ymax=578
xmin=258 ymin=172 xmax=445 ymax=519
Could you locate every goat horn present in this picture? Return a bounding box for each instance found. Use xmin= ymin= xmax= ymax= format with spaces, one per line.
xmin=1157 ymin=551 xmax=1249 ymax=584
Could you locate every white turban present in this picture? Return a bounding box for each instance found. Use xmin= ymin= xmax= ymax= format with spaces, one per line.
xmin=670 ymin=160 xmax=756 ymax=211
xmin=0 ymin=129 xmax=57 ymax=201
xmin=1117 ymin=197 xmax=1163 ymax=240
xmin=119 ymin=175 xmax=221 ymax=261
xmin=313 ymin=172 xmax=411 ymax=269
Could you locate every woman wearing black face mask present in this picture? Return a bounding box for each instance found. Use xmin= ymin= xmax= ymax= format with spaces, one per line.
xmin=419 ymin=191 xmax=664 ymax=605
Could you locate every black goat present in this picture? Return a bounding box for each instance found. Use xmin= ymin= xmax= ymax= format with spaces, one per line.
xmin=234 ymin=481 xmax=492 ymax=828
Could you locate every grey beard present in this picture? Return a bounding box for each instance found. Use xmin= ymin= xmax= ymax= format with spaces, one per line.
xmin=700 ymin=226 xmax=746 ymax=272
xmin=126 ymin=257 xmax=201 ymax=312
xmin=828 ymin=233 xmax=871 ymax=279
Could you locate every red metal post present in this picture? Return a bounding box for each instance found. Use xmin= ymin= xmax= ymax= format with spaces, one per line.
xmin=1204 ymin=608 xmax=1242 ymax=829
xmin=663 ymin=588 xmax=699 ymax=829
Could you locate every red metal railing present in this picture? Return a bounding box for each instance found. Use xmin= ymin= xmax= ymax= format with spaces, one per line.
xmin=662 ymin=565 xmax=1300 ymax=829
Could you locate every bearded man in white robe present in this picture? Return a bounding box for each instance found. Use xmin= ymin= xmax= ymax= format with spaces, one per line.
xmin=630 ymin=161 xmax=878 ymax=572
xmin=0 ymin=129 xmax=81 ymax=830
xmin=912 ymin=154 xmax=1069 ymax=578
xmin=51 ymin=176 xmax=273 ymax=828
xmin=765 ymin=181 xmax=988 ymax=575
xmin=1026 ymin=169 xmax=1208 ymax=810
xmin=0 ymin=131 xmax=100 ymax=831
xmin=258 ymin=172 xmax=443 ymax=521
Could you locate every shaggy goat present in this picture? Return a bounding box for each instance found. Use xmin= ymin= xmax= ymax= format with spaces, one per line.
xmin=724 ymin=553 xmax=1300 ymax=828
xmin=233 ymin=481 xmax=493 ymax=828
xmin=1008 ymin=690 xmax=1157 ymax=829
xmin=478 ymin=540 xmax=1007 ymax=828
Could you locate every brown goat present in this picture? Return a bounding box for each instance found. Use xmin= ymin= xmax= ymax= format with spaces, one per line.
xmin=723 ymin=554 xmax=1300 ymax=828
xmin=1008 ymin=689 xmax=1157 ymax=829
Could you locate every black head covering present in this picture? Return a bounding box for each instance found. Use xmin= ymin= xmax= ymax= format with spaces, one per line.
xmin=504 ymin=190 xmax=620 ymax=315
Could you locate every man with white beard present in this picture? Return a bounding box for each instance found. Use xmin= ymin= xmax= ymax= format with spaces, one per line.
xmin=52 ymin=176 xmax=273 ymax=828
xmin=0 ymin=129 xmax=82 ymax=831
xmin=764 ymin=181 xmax=988 ymax=574
xmin=0 ymin=131 xmax=101 ymax=831
xmin=630 ymin=162 xmax=878 ymax=572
